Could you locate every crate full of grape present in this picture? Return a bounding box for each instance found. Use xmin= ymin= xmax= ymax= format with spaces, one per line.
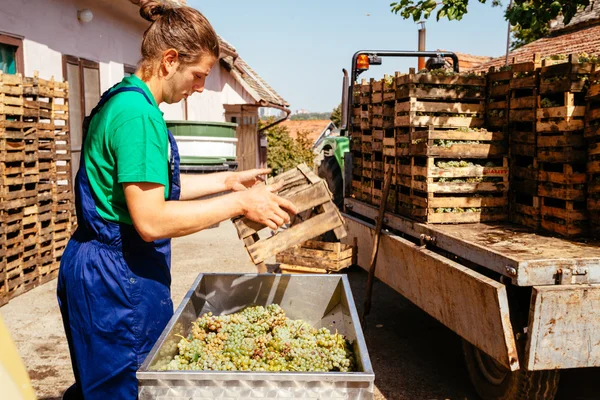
xmin=137 ymin=273 xmax=374 ymax=399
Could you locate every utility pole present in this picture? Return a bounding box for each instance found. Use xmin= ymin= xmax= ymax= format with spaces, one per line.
xmin=505 ymin=0 xmax=514 ymax=66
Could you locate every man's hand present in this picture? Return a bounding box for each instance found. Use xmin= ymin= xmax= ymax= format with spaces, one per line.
xmin=227 ymin=168 xmax=271 ymax=192
xmin=240 ymin=181 xmax=298 ymax=230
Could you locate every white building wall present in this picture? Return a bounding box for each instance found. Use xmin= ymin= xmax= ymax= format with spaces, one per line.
xmin=0 ymin=0 xmax=145 ymax=83
xmin=1 ymin=0 xmax=256 ymax=123
xmin=185 ymin=63 xmax=255 ymax=122
xmin=99 ymin=61 xmax=125 ymax=93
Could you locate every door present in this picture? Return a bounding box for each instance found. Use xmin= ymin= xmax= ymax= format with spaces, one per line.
xmin=224 ymin=105 xmax=259 ymax=171
xmin=63 ymin=57 xmax=100 ymax=186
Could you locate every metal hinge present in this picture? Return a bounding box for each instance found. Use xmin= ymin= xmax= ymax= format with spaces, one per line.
xmin=557 ymin=267 xmax=589 ymax=285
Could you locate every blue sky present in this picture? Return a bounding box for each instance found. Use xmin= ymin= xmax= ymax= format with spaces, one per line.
xmin=189 ymin=1 xmax=509 ymax=113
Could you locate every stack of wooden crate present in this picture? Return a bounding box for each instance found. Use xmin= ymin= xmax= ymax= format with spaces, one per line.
xmin=0 ymin=71 xmax=73 ymax=305
xmin=392 ymin=70 xmax=508 ymax=223
xmin=535 ymin=56 xmax=594 ymax=237
xmin=351 ymin=79 xmax=371 ymax=203
xmin=486 ymin=66 xmax=511 ymax=131
xmin=351 ymin=69 xmax=510 ymax=223
xmin=586 ymin=70 xmax=600 ymax=237
xmin=508 ymin=55 xmax=542 ymax=229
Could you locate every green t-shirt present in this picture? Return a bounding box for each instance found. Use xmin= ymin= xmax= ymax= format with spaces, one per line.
xmin=84 ymin=75 xmax=170 ymax=225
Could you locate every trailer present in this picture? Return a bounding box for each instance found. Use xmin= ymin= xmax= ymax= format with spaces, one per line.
xmin=317 ymin=50 xmax=600 ymax=399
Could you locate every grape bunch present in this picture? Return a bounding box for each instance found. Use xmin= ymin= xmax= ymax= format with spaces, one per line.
xmin=161 ymin=304 xmax=356 ymax=373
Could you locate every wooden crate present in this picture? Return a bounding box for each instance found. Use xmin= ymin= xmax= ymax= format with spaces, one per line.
xmin=586 ymin=74 xmax=600 ymax=140
xmin=509 ymin=56 xmax=540 ymax=123
xmin=537 ymin=131 xmax=586 ymax=163
xmin=370 ymin=78 xmax=383 ymax=104
xmin=510 ymin=155 xmax=538 ymax=197
xmin=353 ymin=79 xmax=371 ymax=105
xmin=539 ymin=55 xmax=598 ymax=95
xmin=394 ymin=98 xmax=485 ymax=129
xmin=383 ymin=74 xmax=396 ymax=102
xmin=509 ymin=54 xmax=541 ymax=91
xmin=394 ymin=69 xmax=486 ymax=102
xmin=371 ymin=103 xmax=394 ymax=129
xmin=398 ymin=127 xmax=506 ymax=158
xmin=276 ymin=240 xmax=355 ymax=274
xmin=541 ymin=196 xmax=588 ymax=238
xmin=510 ymin=192 xmax=541 ymax=230
xmin=233 ymin=164 xmax=346 ymax=269
xmin=395 ymin=157 xmax=509 ymax=223
xmin=588 ymin=142 xmax=600 ymax=232
xmin=487 ymin=67 xmax=511 ymax=128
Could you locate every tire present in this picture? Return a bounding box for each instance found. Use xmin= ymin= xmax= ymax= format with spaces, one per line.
xmin=318 ymin=155 xmax=344 ymax=209
xmin=462 ymin=339 xmax=560 ymax=400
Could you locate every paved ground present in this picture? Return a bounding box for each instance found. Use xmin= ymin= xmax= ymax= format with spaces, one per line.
xmin=1 ymin=221 xmax=599 ymax=399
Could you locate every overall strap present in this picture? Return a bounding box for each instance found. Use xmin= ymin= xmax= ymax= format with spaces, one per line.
xmin=82 ymin=86 xmax=153 ymax=142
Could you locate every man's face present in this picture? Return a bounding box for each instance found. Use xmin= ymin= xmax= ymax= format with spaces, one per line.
xmin=163 ymin=54 xmax=216 ymax=104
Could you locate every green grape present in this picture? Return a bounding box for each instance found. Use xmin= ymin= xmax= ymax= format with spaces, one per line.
xmin=160 ymin=304 xmax=356 ymax=373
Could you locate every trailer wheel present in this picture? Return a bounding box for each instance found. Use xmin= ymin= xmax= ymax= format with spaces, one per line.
xmin=462 ymin=340 xmax=560 ymax=400
xmin=318 ymin=155 xmax=344 ymax=209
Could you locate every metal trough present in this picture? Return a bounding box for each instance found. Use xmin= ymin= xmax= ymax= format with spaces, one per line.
xmin=137 ymin=273 xmax=375 ymax=399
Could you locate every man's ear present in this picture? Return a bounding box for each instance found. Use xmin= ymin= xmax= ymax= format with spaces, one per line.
xmin=161 ymin=49 xmax=180 ymax=79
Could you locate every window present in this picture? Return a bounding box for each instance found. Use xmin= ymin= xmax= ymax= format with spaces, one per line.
xmin=63 ymin=56 xmax=101 ymax=183
xmin=0 ymin=34 xmax=23 ymax=74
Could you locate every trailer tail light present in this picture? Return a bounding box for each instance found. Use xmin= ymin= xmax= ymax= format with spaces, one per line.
xmin=356 ymin=54 xmax=370 ymax=70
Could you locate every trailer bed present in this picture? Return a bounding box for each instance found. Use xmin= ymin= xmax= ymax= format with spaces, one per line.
xmin=345 ymin=198 xmax=600 ymax=286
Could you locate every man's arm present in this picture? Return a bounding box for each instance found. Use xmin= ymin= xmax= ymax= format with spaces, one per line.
xmin=124 ymin=181 xmax=297 ymax=242
xmin=179 ymin=169 xmax=270 ymax=200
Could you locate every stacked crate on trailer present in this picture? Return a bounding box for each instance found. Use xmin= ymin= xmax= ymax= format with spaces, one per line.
xmin=392 ymin=69 xmax=507 ymax=223
xmin=368 ymin=78 xmax=384 ymax=206
xmin=351 ymin=79 xmax=371 ymax=203
xmin=486 ymin=66 xmax=511 ymax=131
xmin=586 ymin=69 xmax=600 ymax=237
xmin=0 ymin=71 xmax=74 ymax=305
xmin=536 ymin=55 xmax=594 ymax=237
xmin=507 ymin=55 xmax=542 ymax=229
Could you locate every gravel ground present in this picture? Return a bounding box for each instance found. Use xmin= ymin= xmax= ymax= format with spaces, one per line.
xmin=1 ymin=221 xmax=599 ymax=400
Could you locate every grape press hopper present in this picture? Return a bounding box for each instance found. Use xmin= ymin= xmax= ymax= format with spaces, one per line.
xmin=137 ymin=273 xmax=375 ymax=399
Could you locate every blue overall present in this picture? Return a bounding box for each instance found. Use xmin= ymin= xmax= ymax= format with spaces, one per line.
xmin=57 ymin=86 xmax=180 ymax=399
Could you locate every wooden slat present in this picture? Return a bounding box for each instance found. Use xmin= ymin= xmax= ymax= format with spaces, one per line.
xmin=247 ymin=209 xmax=344 ymax=265
xmin=234 ymin=182 xmax=332 ymax=239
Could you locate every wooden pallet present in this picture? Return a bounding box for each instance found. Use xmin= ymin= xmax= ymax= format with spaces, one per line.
xmin=0 ymin=71 xmax=73 ymax=306
xmin=233 ymin=164 xmax=347 ymax=271
xmin=276 ymin=240 xmax=356 ymax=274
